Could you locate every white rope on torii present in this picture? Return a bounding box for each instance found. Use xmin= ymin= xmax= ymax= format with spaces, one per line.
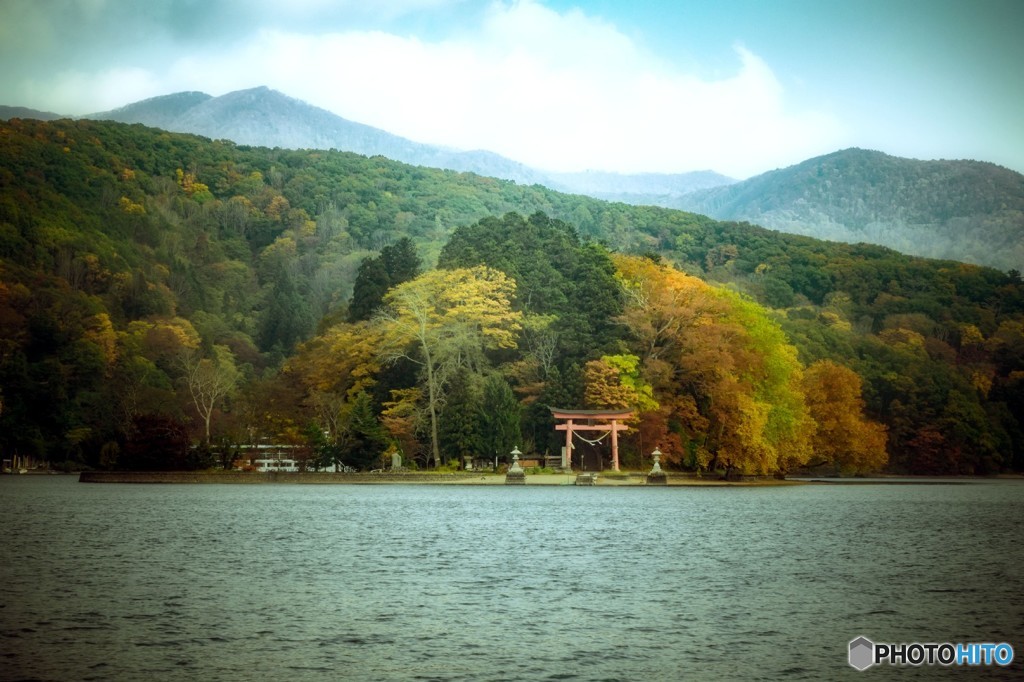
xmin=573 ymin=430 xmax=611 ymax=446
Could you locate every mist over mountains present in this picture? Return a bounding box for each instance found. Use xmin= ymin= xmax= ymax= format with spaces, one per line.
xmin=87 ymin=86 xmax=731 ymax=198
xmin=87 ymin=87 xmax=550 ymax=186
xmin=5 ymin=86 xmax=1023 ymax=271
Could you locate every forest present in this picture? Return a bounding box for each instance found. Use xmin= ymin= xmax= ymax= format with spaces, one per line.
xmin=1 ymin=117 xmax=1022 ymax=475
xmin=673 ymin=147 xmax=1024 ymax=273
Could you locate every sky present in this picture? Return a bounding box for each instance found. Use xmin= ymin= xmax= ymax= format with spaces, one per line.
xmin=1 ymin=0 xmax=1022 ymax=179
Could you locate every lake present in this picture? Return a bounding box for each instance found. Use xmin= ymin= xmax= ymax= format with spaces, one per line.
xmin=1 ymin=476 xmax=1021 ymax=680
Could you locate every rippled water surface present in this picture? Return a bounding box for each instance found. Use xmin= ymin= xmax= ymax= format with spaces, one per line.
xmin=1 ymin=477 xmax=1022 ymax=680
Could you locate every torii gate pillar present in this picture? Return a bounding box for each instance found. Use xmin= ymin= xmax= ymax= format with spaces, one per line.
xmin=563 ymin=418 xmax=573 ymax=469
xmin=550 ymin=408 xmax=633 ymax=472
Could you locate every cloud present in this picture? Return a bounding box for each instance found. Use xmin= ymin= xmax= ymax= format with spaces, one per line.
xmin=21 ymin=67 xmax=165 ymax=116
xmin=2 ymin=0 xmax=849 ymax=177
xmin=232 ymin=0 xmax=465 ymax=21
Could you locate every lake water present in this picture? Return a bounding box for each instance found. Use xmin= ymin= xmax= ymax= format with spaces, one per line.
xmin=1 ymin=477 xmax=1021 ymax=681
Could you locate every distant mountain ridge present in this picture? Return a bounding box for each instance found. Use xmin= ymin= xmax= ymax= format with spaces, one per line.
xmin=87 ymin=86 xmax=548 ymax=186
xmin=81 ymin=86 xmax=735 ymax=198
xmin=671 ymin=148 xmax=1024 ymax=272
xmin=546 ymin=169 xmax=734 ymax=201
xmin=6 ymin=89 xmax=1021 ymax=271
xmin=93 ymin=91 xmax=213 ymax=129
xmin=0 ymin=105 xmax=63 ymax=121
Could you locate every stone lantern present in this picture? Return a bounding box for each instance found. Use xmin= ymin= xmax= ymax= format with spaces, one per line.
xmin=505 ymin=446 xmax=526 ymax=485
xmin=646 ymin=447 xmax=667 ymax=485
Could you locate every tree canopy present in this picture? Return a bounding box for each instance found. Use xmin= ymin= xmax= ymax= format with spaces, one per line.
xmin=374 ymin=265 xmax=522 ymax=466
xmin=1 ymin=117 xmax=1021 ymax=474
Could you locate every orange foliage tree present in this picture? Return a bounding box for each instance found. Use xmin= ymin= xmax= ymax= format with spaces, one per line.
xmin=802 ymin=360 xmax=888 ymax=474
xmin=614 ymin=254 xmax=814 ymax=475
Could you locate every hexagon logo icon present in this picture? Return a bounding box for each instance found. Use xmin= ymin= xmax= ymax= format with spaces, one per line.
xmin=849 ymin=636 xmax=874 ymax=670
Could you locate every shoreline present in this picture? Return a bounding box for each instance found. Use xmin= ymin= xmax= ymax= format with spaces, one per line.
xmin=77 ymin=470 xmax=799 ymax=486
xmin=72 ymin=471 xmax=1017 ymax=486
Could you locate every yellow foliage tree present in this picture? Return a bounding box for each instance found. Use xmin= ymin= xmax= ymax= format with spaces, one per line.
xmin=289 ymin=321 xmax=381 ymax=398
xmin=614 ymin=254 xmax=814 ymax=475
xmin=286 ymin=320 xmax=382 ymax=440
xmin=614 ymin=254 xmax=718 ymax=369
xmin=802 ymin=360 xmax=888 ymax=474
xmin=375 ymin=266 xmax=521 ymax=466
xmin=83 ymin=312 xmax=118 ymax=367
xmin=123 ymin=316 xmax=200 ymax=369
xmin=584 ymin=354 xmax=658 ymax=412
xmin=118 ymin=196 xmax=146 ymax=215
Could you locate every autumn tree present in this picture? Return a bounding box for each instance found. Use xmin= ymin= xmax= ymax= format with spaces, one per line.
xmin=614 ymin=254 xmax=814 ymax=475
xmin=380 ymin=387 xmax=423 ymax=465
xmin=113 ymin=317 xmax=200 ymax=430
xmin=614 ymin=254 xmax=732 ymax=466
xmin=288 ymin=320 xmax=382 ymax=434
xmin=374 ymin=266 xmax=522 ymax=466
xmin=613 ymin=253 xmax=720 ymax=397
xmin=802 ymin=360 xmax=888 ymax=473
xmin=583 ymin=354 xmax=658 ymax=412
xmin=179 ymin=345 xmax=239 ymax=444
xmin=721 ymin=291 xmax=815 ymax=474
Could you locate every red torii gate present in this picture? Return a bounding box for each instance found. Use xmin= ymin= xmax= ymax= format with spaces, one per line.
xmin=550 ymin=408 xmax=633 ymax=472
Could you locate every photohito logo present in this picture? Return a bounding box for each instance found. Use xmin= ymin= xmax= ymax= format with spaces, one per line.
xmin=849 ymin=636 xmax=1014 ymax=670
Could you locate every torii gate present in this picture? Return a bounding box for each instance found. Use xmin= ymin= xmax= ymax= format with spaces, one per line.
xmin=550 ymin=408 xmax=633 ymax=472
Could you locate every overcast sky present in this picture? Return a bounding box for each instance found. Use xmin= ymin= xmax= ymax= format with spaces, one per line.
xmin=1 ymin=0 xmax=1021 ymax=179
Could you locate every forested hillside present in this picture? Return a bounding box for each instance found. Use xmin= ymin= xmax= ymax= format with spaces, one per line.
xmin=87 ymin=87 xmax=554 ymax=186
xmin=86 ymin=90 xmax=1024 ymax=273
xmin=674 ymin=148 xmax=1024 ymax=272
xmin=1 ymin=118 xmax=1022 ymax=474
xmin=85 ymin=87 xmax=735 ymax=201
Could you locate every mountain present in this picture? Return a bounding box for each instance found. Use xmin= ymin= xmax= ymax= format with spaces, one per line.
xmin=671 ymin=148 xmax=1024 ymax=272
xmin=92 ymin=91 xmax=213 ymax=130
xmin=13 ymin=87 xmax=1023 ymax=269
xmin=546 ymin=169 xmax=735 ymax=202
xmin=88 ymin=86 xmax=550 ymax=186
xmin=84 ymin=86 xmax=733 ymax=196
xmin=0 ymin=105 xmax=64 ymax=121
